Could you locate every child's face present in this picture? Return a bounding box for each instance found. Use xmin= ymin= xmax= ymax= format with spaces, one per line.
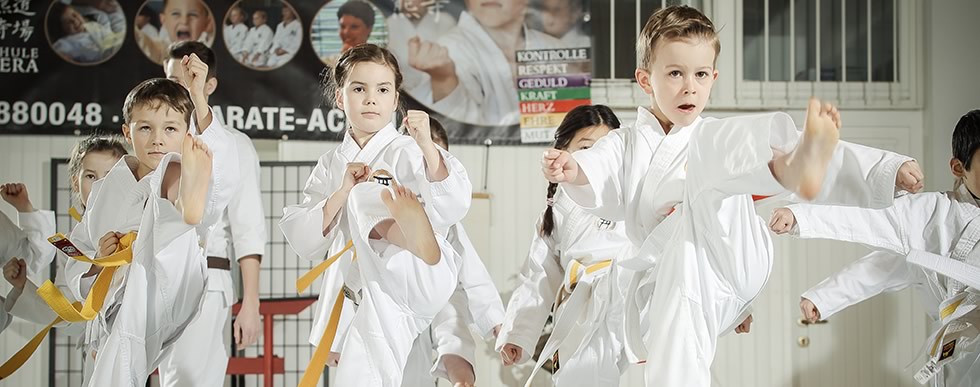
xmin=252 ymin=12 xmax=267 ymax=26
xmin=639 ymin=38 xmax=718 ymax=128
xmin=282 ymin=7 xmax=296 ymax=23
xmin=339 ymin=15 xmax=371 ymax=48
xmin=230 ymin=8 xmax=245 ymax=24
xmin=539 ymin=0 xmax=579 ymax=38
xmin=75 ymin=150 xmax=121 ymax=207
xmin=568 ymin=124 xmax=611 ymax=153
xmin=466 ymin=0 xmax=528 ymax=29
xmin=336 ymin=61 xmax=399 ymax=136
xmin=122 ymin=103 xmax=189 ymax=173
xmin=161 ymin=0 xmax=210 ymax=42
xmin=953 ymin=149 xmax=980 ymax=196
xmin=60 ymin=6 xmax=86 ymax=35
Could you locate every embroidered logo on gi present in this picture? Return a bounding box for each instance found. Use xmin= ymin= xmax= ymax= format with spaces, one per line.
xmin=940 ymin=339 xmax=957 ymax=361
xmin=48 ymin=233 xmax=86 ymax=258
xmin=597 ymin=218 xmax=614 ymax=230
xmin=372 ymin=169 xmax=394 ymax=186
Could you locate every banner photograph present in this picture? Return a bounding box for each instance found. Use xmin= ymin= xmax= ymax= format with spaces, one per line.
xmin=1 ymin=0 xmax=591 ymax=144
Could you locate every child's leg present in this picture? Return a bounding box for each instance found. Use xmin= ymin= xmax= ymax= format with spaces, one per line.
xmin=771 ymin=98 xmax=841 ymax=200
xmin=378 ymin=185 xmax=441 ymax=265
xmin=686 ymin=98 xmax=839 ymax=202
xmin=170 ymin=134 xmax=212 ymax=225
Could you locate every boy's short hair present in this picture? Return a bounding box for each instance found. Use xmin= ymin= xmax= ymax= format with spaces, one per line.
xmin=338 ymin=1 xmax=376 ymax=29
xmin=953 ymin=110 xmax=980 ymax=169
xmin=636 ymin=5 xmax=720 ymax=70
xmin=123 ymin=78 xmax=195 ymax=126
xmin=167 ymin=41 xmax=217 ymax=79
xmin=429 ymin=117 xmax=449 ymax=150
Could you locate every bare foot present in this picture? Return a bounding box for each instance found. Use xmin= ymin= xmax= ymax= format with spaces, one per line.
xmin=177 ymin=133 xmax=212 ymax=225
xmin=381 ymin=184 xmax=441 ymax=265
xmin=773 ymin=98 xmax=840 ymax=200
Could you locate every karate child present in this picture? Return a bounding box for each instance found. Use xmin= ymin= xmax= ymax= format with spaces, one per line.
xmin=541 ymin=6 xmax=924 ymax=386
xmin=279 ymin=44 xmax=472 ymax=387
xmin=498 ymin=105 xmax=630 ymax=387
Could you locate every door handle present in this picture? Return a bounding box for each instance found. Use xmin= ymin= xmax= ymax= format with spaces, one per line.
xmin=798 ymin=317 xmax=829 ymax=326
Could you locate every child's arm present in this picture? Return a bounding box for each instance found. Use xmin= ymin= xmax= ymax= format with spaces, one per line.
xmin=407 ymin=37 xmax=458 ymax=103
xmin=799 ymin=250 xmax=917 ymax=322
xmin=772 ymin=192 xmax=973 ymax=257
xmin=3 ymin=258 xmax=59 ymax=326
xmin=495 ymin=219 xmax=563 ymax=366
xmin=544 ymin=132 xmax=627 ymax=221
xmin=1 ymin=183 xmax=57 ymax=278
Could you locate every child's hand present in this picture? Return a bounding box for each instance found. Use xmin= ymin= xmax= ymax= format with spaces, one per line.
xmin=800 ymin=298 xmax=822 ymax=323
xmin=542 ymin=149 xmax=579 ymax=184
xmin=734 ymin=314 xmax=753 ymax=334
xmin=403 ymin=110 xmax=432 ymax=148
xmin=3 ymin=258 xmax=27 ymax=290
xmin=326 ymin=351 xmax=341 ymax=367
xmin=97 ymin=231 xmax=125 ymax=258
xmin=896 ymin=160 xmax=924 ymax=193
xmin=341 ymin=163 xmax=371 ymax=193
xmin=500 ymin=343 xmax=523 ymax=366
xmin=1 ymin=183 xmax=35 ymax=212
xmin=179 ymin=53 xmax=210 ymax=99
xmin=408 ymin=37 xmax=455 ymax=79
xmin=768 ymin=208 xmax=797 ymax=234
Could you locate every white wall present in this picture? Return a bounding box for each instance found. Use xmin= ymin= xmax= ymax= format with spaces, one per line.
xmin=923 ymin=0 xmax=980 ymax=191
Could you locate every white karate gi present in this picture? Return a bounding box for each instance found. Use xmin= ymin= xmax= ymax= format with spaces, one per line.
xmin=496 ymin=189 xmax=629 ymax=386
xmin=400 ymin=222 xmax=505 ymax=386
xmin=224 ymin=23 xmax=249 ymax=59
xmin=265 ymin=19 xmax=302 ymax=68
xmin=787 ymin=190 xmax=980 ymax=387
xmin=0 ymin=209 xmax=56 ymax=332
xmin=280 ymin=123 xmax=472 ymax=386
xmin=241 ymin=25 xmax=274 ymax=66
xmin=430 ymin=12 xmax=562 ymax=126
xmin=60 ymin=118 xmax=238 ymax=387
xmin=158 ymin=125 xmax=265 ymax=386
xmin=562 ymin=107 xmax=913 ymax=386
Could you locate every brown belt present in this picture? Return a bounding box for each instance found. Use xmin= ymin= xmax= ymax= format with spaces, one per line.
xmin=207 ymin=257 xmax=231 ymax=270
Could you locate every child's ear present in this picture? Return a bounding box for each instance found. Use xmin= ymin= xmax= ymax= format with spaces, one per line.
xmin=335 ymin=89 xmax=344 ymax=110
xmin=951 ymin=158 xmax=967 ymax=178
xmin=713 ymin=69 xmax=719 ymax=81
xmin=635 ymin=67 xmax=654 ymax=95
xmin=205 ymin=77 xmax=218 ymax=96
xmin=121 ymin=124 xmax=133 ymax=144
xmin=70 ymin=175 xmax=79 ymax=196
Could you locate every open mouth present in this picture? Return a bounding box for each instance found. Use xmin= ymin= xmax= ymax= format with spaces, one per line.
xmin=677 ymin=104 xmax=696 ymax=113
xmin=176 ymin=28 xmax=191 ymax=41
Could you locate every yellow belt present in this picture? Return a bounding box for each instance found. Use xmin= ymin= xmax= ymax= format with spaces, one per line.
xmin=0 ymin=232 xmax=136 ymax=380
xmin=298 ymin=241 xmax=356 ymax=387
xmin=555 ymin=259 xmax=613 ymax=312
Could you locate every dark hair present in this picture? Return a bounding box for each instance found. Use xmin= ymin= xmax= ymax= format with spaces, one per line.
xmin=338 ymin=1 xmax=376 ymax=29
xmin=49 ymin=3 xmax=73 ymax=40
xmin=123 ymin=78 xmax=195 ymax=126
xmin=541 ymin=105 xmax=621 ymax=237
xmin=167 ymin=41 xmax=216 ymax=79
xmin=429 ymin=116 xmax=449 ymax=150
xmin=636 ymin=5 xmax=720 ymax=69
xmin=323 ymin=43 xmax=403 ymax=107
xmin=68 ymin=135 xmax=128 ymax=202
xmin=953 ymin=110 xmax=980 ymax=170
